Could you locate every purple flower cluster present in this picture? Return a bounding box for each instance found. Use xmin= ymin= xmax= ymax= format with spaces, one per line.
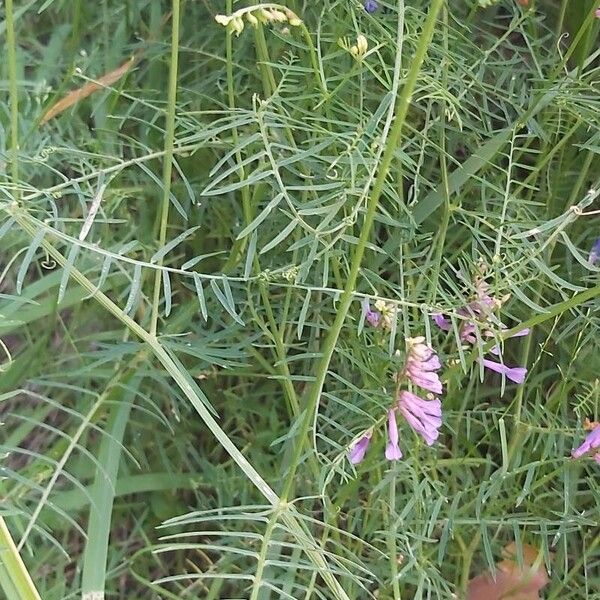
xmin=349 ymin=337 xmax=443 ymax=464
xmin=433 ymin=276 xmax=529 ymax=384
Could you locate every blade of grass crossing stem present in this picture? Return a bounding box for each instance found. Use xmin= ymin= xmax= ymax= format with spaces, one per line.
xmin=81 ymin=381 xmax=135 ymax=599
xmin=10 ymin=210 xmax=352 ymax=600
xmin=0 ymin=516 xmax=41 ymax=600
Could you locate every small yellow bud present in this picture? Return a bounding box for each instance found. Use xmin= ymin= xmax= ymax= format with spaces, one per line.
xmin=246 ymin=12 xmax=258 ymax=26
xmin=215 ymin=14 xmax=232 ymax=27
xmin=231 ymin=16 xmax=244 ymax=36
xmin=270 ymin=9 xmax=288 ymax=22
xmin=356 ymin=34 xmax=368 ymax=55
xmin=285 ymin=9 xmax=302 ymax=26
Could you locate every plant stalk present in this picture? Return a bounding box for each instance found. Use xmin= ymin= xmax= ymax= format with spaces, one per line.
xmin=150 ymin=0 xmax=181 ymax=336
xmin=280 ymin=0 xmax=446 ymax=501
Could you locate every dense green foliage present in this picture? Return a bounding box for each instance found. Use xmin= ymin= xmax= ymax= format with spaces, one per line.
xmin=1 ymin=1 xmax=599 ymax=598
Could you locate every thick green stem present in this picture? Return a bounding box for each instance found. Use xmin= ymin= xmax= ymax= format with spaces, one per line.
xmin=280 ymin=0 xmax=446 ymax=501
xmin=0 ymin=516 xmax=41 ymax=600
xmin=150 ymin=0 xmax=180 ymax=336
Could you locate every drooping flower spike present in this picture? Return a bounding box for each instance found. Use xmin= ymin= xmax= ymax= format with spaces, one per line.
xmin=432 ymin=268 xmax=529 ymax=383
xmin=348 ymin=337 xmax=444 ymax=465
xmin=572 ymin=424 xmax=600 ymax=465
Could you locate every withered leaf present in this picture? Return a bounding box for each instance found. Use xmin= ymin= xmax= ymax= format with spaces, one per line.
xmin=40 ymin=57 xmax=135 ymax=125
xmin=467 ymin=543 xmax=549 ymax=600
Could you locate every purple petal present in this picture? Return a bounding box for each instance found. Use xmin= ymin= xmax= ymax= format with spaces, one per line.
xmin=407 ymin=369 xmax=443 ymax=394
xmin=349 ymin=433 xmax=371 ymax=465
xmin=385 ymin=409 xmax=402 ymax=460
xmin=589 ymin=237 xmax=600 ymax=264
xmin=398 ymin=391 xmax=442 ymax=446
xmin=432 ymin=313 xmax=451 ymax=331
xmin=510 ymin=328 xmax=530 ymax=338
xmin=571 ymin=425 xmax=600 ymax=459
xmin=362 ymin=298 xmax=381 ymax=327
xmin=481 ymin=358 xmax=527 ymax=383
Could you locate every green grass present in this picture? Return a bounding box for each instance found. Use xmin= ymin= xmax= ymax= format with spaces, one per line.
xmin=1 ymin=1 xmax=599 ymax=598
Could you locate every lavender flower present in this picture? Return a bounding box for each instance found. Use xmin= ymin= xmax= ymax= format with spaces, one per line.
xmin=385 ymin=409 xmax=402 ymax=460
xmin=589 ymin=237 xmax=600 ymax=265
xmin=404 ymin=337 xmax=443 ymax=394
xmin=433 ymin=269 xmax=528 ymax=383
xmin=349 ymin=432 xmax=372 ymax=465
xmin=572 ymin=424 xmax=600 ymax=465
xmin=362 ymin=298 xmax=381 ymax=328
xmin=361 ymin=297 xmax=395 ymax=330
xmin=481 ymin=358 xmax=527 ymax=384
xmin=364 ymin=0 xmax=379 ymax=13
xmin=398 ymin=391 xmax=442 ymax=446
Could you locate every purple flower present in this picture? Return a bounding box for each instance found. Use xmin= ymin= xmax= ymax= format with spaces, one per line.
xmin=589 ymin=237 xmax=600 ymax=265
xmin=364 ymin=0 xmax=379 ymax=13
xmin=404 ymin=337 xmax=443 ymax=394
xmin=398 ymin=391 xmax=442 ymax=446
xmin=480 ymin=358 xmax=527 ymax=384
xmin=385 ymin=409 xmax=402 ymax=460
xmin=572 ymin=424 xmax=600 ymax=464
xmin=362 ymin=298 xmax=381 ymax=327
xmin=349 ymin=432 xmax=372 ymax=465
xmin=432 ymin=271 xmax=528 ymax=384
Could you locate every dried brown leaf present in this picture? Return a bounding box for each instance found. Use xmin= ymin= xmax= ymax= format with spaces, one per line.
xmin=40 ymin=57 xmax=135 ymax=125
xmin=467 ymin=543 xmax=549 ymax=600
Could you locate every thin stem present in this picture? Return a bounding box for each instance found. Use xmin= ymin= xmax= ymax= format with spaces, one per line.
xmin=0 ymin=516 xmax=41 ymax=600
xmin=150 ymin=0 xmax=181 ymax=336
xmin=387 ymin=474 xmax=402 ymax=600
xmin=280 ymin=0 xmax=446 ymax=502
xmin=5 ymin=0 xmax=20 ymax=201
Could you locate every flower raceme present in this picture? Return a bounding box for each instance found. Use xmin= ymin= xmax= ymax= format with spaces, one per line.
xmin=433 ymin=273 xmax=529 ymax=384
xmin=349 ymin=337 xmax=443 ymax=465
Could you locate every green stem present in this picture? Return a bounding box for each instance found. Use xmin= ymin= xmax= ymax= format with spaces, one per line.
xmin=150 ymin=0 xmax=180 ymax=336
xmin=279 ymin=0 xmax=446 ymax=501
xmin=5 ymin=0 xmax=20 ymax=202
xmin=0 ymin=516 xmax=41 ymax=600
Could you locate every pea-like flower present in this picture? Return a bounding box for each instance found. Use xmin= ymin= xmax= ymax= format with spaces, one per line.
xmin=589 ymin=237 xmax=600 ymax=265
xmin=398 ymin=391 xmax=442 ymax=446
xmin=385 ymin=409 xmax=402 ymax=460
xmin=433 ymin=270 xmax=529 ymax=384
xmin=364 ymin=0 xmax=379 ymax=13
xmin=572 ymin=424 xmax=600 ymax=465
xmin=404 ymin=336 xmax=443 ymax=394
xmin=349 ymin=432 xmax=372 ymax=464
xmin=361 ymin=298 xmax=395 ymax=330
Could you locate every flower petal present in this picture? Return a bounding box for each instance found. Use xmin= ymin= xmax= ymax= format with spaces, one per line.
xmin=385 ymin=409 xmax=402 ymax=460
xmin=571 ymin=425 xmax=600 ymax=460
xmin=432 ymin=313 xmax=451 ymax=331
xmin=349 ymin=433 xmax=372 ymax=465
xmin=481 ymin=358 xmax=527 ymax=383
xmin=398 ymin=391 xmax=442 ymax=446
